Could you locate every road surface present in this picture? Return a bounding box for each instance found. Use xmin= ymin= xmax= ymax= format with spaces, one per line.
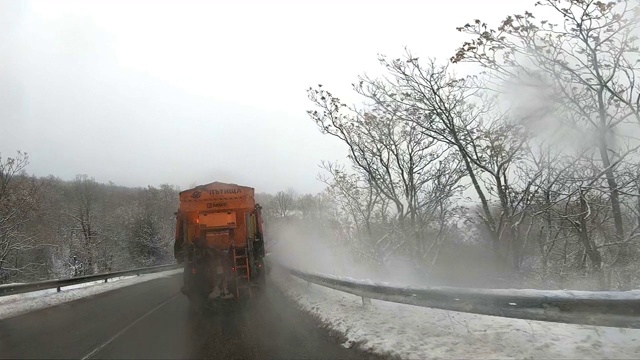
xmin=0 ymin=273 xmax=383 ymax=359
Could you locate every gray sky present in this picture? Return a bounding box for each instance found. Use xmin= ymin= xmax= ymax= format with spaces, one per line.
xmin=0 ymin=0 xmax=530 ymax=194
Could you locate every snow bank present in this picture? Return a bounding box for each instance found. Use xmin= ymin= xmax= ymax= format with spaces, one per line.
xmin=271 ymin=269 xmax=640 ymax=359
xmin=0 ymin=269 xmax=182 ymax=320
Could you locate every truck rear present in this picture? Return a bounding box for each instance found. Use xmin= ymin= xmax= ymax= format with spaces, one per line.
xmin=173 ymin=182 xmax=266 ymax=305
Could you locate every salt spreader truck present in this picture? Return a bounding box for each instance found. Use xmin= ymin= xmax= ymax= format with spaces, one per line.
xmin=173 ymin=182 xmax=266 ymax=304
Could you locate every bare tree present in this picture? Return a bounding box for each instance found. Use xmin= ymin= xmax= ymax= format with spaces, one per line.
xmin=0 ymin=152 xmax=43 ymax=283
xmin=453 ymin=0 xmax=640 ymax=282
xmin=350 ymin=56 xmax=542 ymax=271
xmin=271 ymin=189 xmax=297 ymax=219
xmin=308 ymin=83 xmax=466 ymax=265
xmin=63 ymin=175 xmax=103 ymax=275
xmin=318 ymin=161 xmax=390 ymax=264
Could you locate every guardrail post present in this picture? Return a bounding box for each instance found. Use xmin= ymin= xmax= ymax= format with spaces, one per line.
xmin=362 ymin=297 xmax=371 ymax=307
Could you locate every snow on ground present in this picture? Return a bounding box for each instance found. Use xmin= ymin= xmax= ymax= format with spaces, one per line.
xmin=0 ymin=269 xmax=182 ymax=320
xmin=271 ymin=268 xmax=640 ymax=359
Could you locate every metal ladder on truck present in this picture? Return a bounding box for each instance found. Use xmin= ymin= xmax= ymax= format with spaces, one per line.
xmin=233 ymin=247 xmax=252 ymax=299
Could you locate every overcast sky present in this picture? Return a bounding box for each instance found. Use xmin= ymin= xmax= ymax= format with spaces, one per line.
xmin=0 ymin=0 xmax=531 ymax=194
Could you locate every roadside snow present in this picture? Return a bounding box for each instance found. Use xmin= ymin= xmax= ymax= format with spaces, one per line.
xmin=0 ymin=269 xmax=182 ymax=320
xmin=271 ymin=269 xmax=640 ymax=359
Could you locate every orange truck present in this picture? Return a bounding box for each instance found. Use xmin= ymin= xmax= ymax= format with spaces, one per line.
xmin=173 ymin=182 xmax=266 ymax=305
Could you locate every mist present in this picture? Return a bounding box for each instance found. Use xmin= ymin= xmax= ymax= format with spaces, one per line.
xmin=0 ymin=0 xmax=529 ymax=194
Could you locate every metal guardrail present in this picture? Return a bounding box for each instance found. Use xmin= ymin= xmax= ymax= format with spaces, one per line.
xmin=0 ymin=263 xmax=182 ymax=297
xmin=275 ymin=263 xmax=640 ymax=329
xmin=6 ymin=258 xmax=638 ymax=329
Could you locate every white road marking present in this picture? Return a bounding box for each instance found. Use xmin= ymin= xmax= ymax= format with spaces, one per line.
xmin=81 ymin=292 xmax=180 ymax=359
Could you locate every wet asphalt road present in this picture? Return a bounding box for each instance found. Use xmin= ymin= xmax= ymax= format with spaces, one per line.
xmin=0 ymin=273 xmax=381 ymax=359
